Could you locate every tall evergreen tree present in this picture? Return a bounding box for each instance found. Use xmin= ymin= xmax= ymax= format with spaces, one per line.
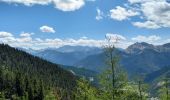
xmin=15 ymin=72 xmax=24 ymax=97
xmin=28 ymin=85 xmax=33 ymax=100
xmin=39 ymin=80 xmax=44 ymax=100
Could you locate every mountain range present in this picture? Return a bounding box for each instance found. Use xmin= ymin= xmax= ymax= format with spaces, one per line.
xmin=23 ymin=45 xmax=102 ymax=66
xmin=22 ymin=42 xmax=170 ymax=79
xmin=75 ymin=42 xmax=170 ymax=76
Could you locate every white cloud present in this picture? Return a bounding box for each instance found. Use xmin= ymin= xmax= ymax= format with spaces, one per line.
xmin=20 ymin=32 xmax=34 ymax=37
xmin=0 ymin=31 xmax=34 ymax=48
xmin=110 ymin=6 xmax=139 ymax=21
xmin=40 ymin=25 xmax=55 ymax=33
xmin=133 ymin=21 xmax=160 ymax=29
xmin=0 ymin=31 xmax=167 ymax=50
xmin=0 ymin=0 xmax=51 ymax=6
xmin=128 ymin=0 xmax=165 ymax=4
xmin=141 ymin=1 xmax=170 ymax=28
xmin=54 ymin=0 xmax=85 ymax=11
xmin=0 ymin=31 xmax=131 ymax=49
xmin=96 ymin=8 xmax=104 ymax=20
xmin=132 ymin=35 xmax=161 ymax=43
xmin=128 ymin=0 xmax=152 ymax=4
xmin=17 ymin=37 xmax=32 ymax=42
xmin=129 ymin=0 xmax=170 ymax=29
xmin=0 ymin=0 xmax=88 ymax=11
xmin=0 ymin=31 xmax=13 ymax=38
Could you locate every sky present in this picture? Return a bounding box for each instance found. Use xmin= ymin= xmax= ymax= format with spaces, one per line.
xmin=0 ymin=0 xmax=170 ymax=49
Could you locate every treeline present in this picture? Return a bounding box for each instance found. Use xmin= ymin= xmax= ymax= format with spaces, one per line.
xmin=0 ymin=44 xmax=77 ymax=99
xmin=0 ymin=66 xmax=45 ymax=99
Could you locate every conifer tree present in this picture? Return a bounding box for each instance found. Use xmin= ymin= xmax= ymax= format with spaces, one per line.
xmin=28 ymin=85 xmax=33 ymax=100
xmin=39 ymin=80 xmax=44 ymax=100
xmin=15 ymin=72 xmax=24 ymax=97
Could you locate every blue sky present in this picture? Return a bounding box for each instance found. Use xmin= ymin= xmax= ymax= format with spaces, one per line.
xmin=0 ymin=0 xmax=170 ymax=49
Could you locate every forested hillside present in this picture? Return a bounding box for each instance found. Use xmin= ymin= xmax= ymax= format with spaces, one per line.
xmin=145 ymin=66 xmax=170 ymax=83
xmin=0 ymin=44 xmax=77 ymax=99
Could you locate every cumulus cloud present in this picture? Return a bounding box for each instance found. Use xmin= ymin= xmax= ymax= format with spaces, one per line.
xmin=96 ymin=8 xmax=104 ymax=20
xmin=129 ymin=0 xmax=170 ymax=29
xmin=0 ymin=0 xmax=51 ymax=6
xmin=54 ymin=0 xmax=85 ymax=11
xmin=35 ymin=33 xmax=129 ymax=49
xmin=0 ymin=31 xmax=131 ymax=49
xmin=20 ymin=32 xmax=34 ymax=37
xmin=0 ymin=31 xmax=166 ymax=50
xmin=132 ymin=35 xmax=161 ymax=43
xmin=0 ymin=31 xmax=34 ymax=48
xmin=0 ymin=0 xmax=88 ymax=11
xmin=0 ymin=31 xmax=13 ymax=38
xmin=110 ymin=6 xmax=139 ymax=21
xmin=128 ymin=0 xmax=154 ymax=4
xmin=40 ymin=25 xmax=55 ymax=33
xmin=106 ymin=0 xmax=170 ymax=29
xmin=133 ymin=21 xmax=161 ymax=29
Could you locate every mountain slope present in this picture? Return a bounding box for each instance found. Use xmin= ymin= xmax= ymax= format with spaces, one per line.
xmin=145 ymin=66 xmax=170 ymax=83
xmin=0 ymin=44 xmax=77 ymax=94
xmin=62 ymin=65 xmax=99 ymax=85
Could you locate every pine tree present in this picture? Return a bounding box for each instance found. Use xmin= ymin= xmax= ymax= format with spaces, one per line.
xmin=28 ymin=85 xmax=33 ymax=100
xmin=39 ymin=80 xmax=44 ymax=100
xmin=33 ymin=79 xmax=38 ymax=99
xmin=15 ymin=72 xmax=24 ymax=97
xmin=24 ymin=76 xmax=29 ymax=92
xmin=0 ymin=67 xmax=4 ymax=91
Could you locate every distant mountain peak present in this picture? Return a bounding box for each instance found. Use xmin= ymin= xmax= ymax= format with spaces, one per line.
xmin=162 ymin=43 xmax=170 ymax=48
xmin=56 ymin=45 xmax=101 ymax=53
xmin=126 ymin=42 xmax=154 ymax=54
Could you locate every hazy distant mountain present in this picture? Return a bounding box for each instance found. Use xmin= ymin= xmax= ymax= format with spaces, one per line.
xmin=75 ymin=42 xmax=170 ymax=76
xmin=23 ymin=45 xmax=102 ymax=66
xmin=22 ymin=42 xmax=170 ymax=77
xmin=56 ymin=45 xmax=102 ymax=53
xmin=18 ymin=48 xmax=40 ymax=55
